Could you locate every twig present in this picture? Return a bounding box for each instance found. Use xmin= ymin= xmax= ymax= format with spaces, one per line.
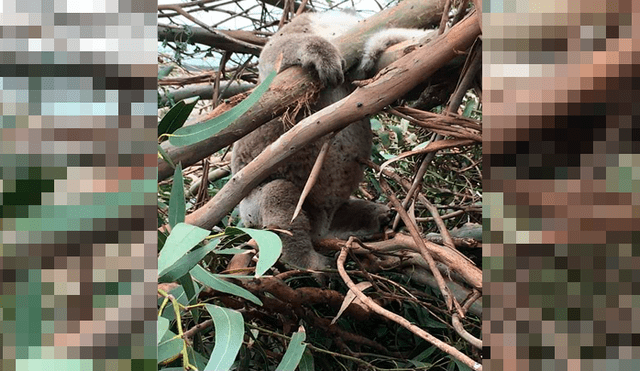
xmin=292 ymin=133 xmax=335 ymax=222
xmin=337 ymin=243 xmax=482 ymax=370
xmin=451 ymin=291 xmax=482 ymax=349
xmin=379 ymin=177 xmax=457 ymax=313
xmin=438 ymin=0 xmax=452 ymax=35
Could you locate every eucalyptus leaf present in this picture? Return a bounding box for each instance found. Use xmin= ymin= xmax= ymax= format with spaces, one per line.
xmin=158 ymin=238 xmax=220 ymax=283
xmin=190 ymin=264 xmax=263 ymax=306
xmin=158 ymin=223 xmax=210 ymax=275
xmin=158 ymin=144 xmax=175 ymax=168
xmin=157 ymin=316 xmax=170 ymax=345
xmin=168 ymin=163 xmax=185 ymax=229
xmin=231 ymin=227 xmax=282 ymax=277
xmin=391 ymin=125 xmax=404 ymax=147
xmin=275 ymin=328 xmax=307 ymax=371
xmin=203 ymin=304 xmax=245 ymax=371
xmin=169 ymin=71 xmax=276 ymax=147
xmin=158 ymin=334 xmax=183 ymax=364
xmin=298 ymin=349 xmax=315 ymax=371
xmin=462 ymin=99 xmax=476 ymax=117
xmin=158 ymin=65 xmax=174 ymax=80
xmin=158 ymin=96 xmax=199 ymax=137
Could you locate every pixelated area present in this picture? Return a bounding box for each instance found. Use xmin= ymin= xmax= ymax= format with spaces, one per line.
xmin=484 ymin=1 xmax=640 ymax=370
xmin=0 ymin=1 xmax=157 ymax=370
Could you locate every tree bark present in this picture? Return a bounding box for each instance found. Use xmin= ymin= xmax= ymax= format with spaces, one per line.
xmin=158 ymin=24 xmax=265 ymax=56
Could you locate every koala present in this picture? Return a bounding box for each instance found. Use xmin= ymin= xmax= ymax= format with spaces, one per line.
xmin=231 ymin=11 xmax=430 ymax=270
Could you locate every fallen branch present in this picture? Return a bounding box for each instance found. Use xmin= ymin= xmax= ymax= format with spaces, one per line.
xmin=337 ymin=242 xmax=482 ymax=370
xmin=362 ymin=233 xmax=481 ymax=289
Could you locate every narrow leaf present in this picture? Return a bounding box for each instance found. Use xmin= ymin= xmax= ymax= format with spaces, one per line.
xmin=190 ymin=264 xmax=263 ymax=306
xmin=275 ymin=327 xmax=307 ymax=371
xmin=158 ymin=238 xmax=220 ymax=283
xmin=158 ymin=96 xmax=199 ymax=137
xmin=158 ymin=223 xmax=210 ymax=275
xmin=158 ymin=144 xmax=176 ymax=168
xmin=158 ymin=65 xmax=174 ymax=80
xmin=157 ymin=316 xmax=170 ymax=345
xmin=157 ymin=335 xmax=183 ymax=364
xmin=462 ymin=100 xmax=476 ymax=118
xmin=203 ymin=304 xmax=245 ymax=371
xmin=169 ymin=71 xmax=276 ymax=147
xmin=234 ymin=227 xmax=282 ymax=277
xmin=187 ymin=346 xmax=210 ymax=370
xmin=298 ymin=350 xmax=315 ymax=371
xmin=168 ymin=163 xmax=185 ymax=229
xmin=331 ymin=281 xmax=372 ymax=325
xmin=391 ymin=125 xmax=404 ymax=147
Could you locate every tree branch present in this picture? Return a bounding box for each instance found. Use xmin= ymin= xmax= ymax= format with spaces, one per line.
xmin=158 ymin=23 xmax=265 ymax=56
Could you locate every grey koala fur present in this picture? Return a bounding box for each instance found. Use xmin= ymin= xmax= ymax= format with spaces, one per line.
xmin=231 ymin=11 xmax=430 ymax=270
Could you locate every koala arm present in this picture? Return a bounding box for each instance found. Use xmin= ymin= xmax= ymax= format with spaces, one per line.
xmin=358 ymin=28 xmax=436 ymax=75
xmin=258 ymin=13 xmax=361 ymax=87
xmin=259 ymin=33 xmax=345 ymax=86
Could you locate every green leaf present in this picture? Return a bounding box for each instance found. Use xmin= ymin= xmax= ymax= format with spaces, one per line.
xmin=203 ymin=304 xmax=245 ymax=371
xmin=215 ymin=247 xmax=251 ymax=255
xmin=169 ymin=71 xmax=276 ymax=147
xmin=157 ymin=333 xmax=183 ymax=364
xmin=379 ymin=131 xmax=391 ymax=148
xmin=370 ymin=117 xmax=382 ymax=131
xmin=190 ymin=264 xmax=263 ymax=306
xmin=298 ymin=349 xmax=315 ymax=371
xmin=158 ymin=223 xmax=210 ymax=276
xmin=157 ymin=316 xmax=170 ymax=345
xmin=391 ymin=125 xmax=404 ymax=147
xmin=451 ymin=356 xmax=473 ymax=371
xmin=412 ymin=346 xmax=437 ymax=362
xmin=158 ymin=230 xmax=168 ymax=252
xmin=177 ymin=273 xmax=198 ymax=305
xmin=158 ymin=144 xmax=176 ymax=169
xmin=233 ymin=227 xmax=282 ymax=277
xmin=168 ymin=163 xmax=185 ymax=229
xmin=187 ymin=346 xmax=210 ymax=370
xmin=158 ymin=65 xmax=174 ymax=80
xmin=158 ymin=96 xmax=199 ymax=137
xmin=275 ymin=328 xmax=307 ymax=371
xmin=462 ymin=99 xmax=476 ymax=118
xmin=159 ymin=238 xmax=220 ymax=283
xmin=413 ymin=140 xmax=430 ymax=150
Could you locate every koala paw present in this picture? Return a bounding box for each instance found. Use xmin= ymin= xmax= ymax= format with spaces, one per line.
xmin=299 ymin=37 xmax=345 ymax=86
xmin=358 ymin=52 xmax=379 ymax=75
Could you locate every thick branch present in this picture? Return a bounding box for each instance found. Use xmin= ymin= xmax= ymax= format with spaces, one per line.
xmin=158 ymin=24 xmax=265 ymax=56
xmin=158 ymin=0 xmax=447 ymax=181
xmin=184 ymin=11 xmax=481 ymax=230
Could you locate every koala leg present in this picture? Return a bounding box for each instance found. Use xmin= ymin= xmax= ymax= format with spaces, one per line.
xmin=242 ymin=179 xmax=334 ymax=270
xmin=327 ymin=199 xmax=391 ymax=240
xmin=358 ymin=28 xmax=436 ymax=76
